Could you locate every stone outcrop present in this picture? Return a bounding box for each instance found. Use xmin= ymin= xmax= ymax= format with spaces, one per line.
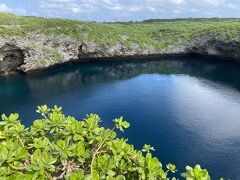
xmin=0 ymin=43 xmax=25 ymax=75
xmin=187 ymin=39 xmax=240 ymax=59
xmin=0 ymin=33 xmax=240 ymax=76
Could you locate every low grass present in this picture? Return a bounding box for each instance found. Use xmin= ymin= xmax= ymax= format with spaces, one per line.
xmin=42 ymin=47 xmax=63 ymax=62
xmin=0 ymin=12 xmax=240 ymax=49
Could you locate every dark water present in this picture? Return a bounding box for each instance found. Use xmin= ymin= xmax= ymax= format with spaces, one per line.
xmin=1 ymin=56 xmax=240 ymax=179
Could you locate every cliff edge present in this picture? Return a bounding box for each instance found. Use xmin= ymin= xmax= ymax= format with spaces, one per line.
xmin=0 ymin=13 xmax=240 ymax=75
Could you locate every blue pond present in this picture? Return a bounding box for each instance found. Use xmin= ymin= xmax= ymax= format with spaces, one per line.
xmin=0 ymin=56 xmax=240 ymax=179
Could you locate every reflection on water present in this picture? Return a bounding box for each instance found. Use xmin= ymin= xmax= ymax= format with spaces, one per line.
xmin=0 ymin=56 xmax=240 ymax=179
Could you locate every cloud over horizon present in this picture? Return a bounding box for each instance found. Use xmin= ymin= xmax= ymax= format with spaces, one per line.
xmin=0 ymin=0 xmax=240 ymax=21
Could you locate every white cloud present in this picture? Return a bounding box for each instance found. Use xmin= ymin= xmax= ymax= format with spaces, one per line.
xmin=172 ymin=0 xmax=185 ymax=4
xmin=226 ymin=2 xmax=239 ymax=9
xmin=102 ymin=0 xmax=122 ymax=10
xmin=70 ymin=7 xmax=81 ymax=13
xmin=0 ymin=3 xmax=12 ymax=12
xmin=173 ymin=9 xmax=182 ymax=14
xmin=52 ymin=0 xmax=75 ymax=2
xmin=202 ymin=0 xmax=225 ymax=6
xmin=127 ymin=5 xmax=142 ymax=12
xmin=37 ymin=0 xmax=97 ymax=15
xmin=5 ymin=0 xmax=239 ymax=21
xmin=0 ymin=3 xmax=26 ymax=15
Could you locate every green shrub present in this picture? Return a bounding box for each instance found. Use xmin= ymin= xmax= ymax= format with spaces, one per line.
xmin=0 ymin=105 xmax=218 ymax=179
xmin=0 ymin=12 xmax=240 ymax=50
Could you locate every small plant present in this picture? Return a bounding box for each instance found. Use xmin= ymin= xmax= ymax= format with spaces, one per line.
xmin=181 ymin=165 xmax=211 ymax=180
xmin=0 ymin=105 xmax=220 ymax=179
xmin=42 ymin=47 xmax=63 ymax=62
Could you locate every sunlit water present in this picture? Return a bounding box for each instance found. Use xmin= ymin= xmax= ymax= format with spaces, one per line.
xmin=0 ymin=56 xmax=240 ymax=179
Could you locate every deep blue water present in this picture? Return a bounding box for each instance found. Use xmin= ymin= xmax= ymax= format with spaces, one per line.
xmin=1 ymin=56 xmax=240 ymax=179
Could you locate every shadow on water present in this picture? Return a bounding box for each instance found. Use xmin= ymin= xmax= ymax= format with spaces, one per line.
xmin=2 ymin=56 xmax=240 ymax=95
xmin=0 ymin=55 xmax=240 ymax=179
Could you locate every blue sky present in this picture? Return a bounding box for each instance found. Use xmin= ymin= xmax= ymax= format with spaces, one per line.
xmin=0 ymin=0 xmax=240 ymax=21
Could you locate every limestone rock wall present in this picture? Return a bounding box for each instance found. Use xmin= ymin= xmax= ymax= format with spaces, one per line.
xmin=0 ymin=33 xmax=240 ymax=76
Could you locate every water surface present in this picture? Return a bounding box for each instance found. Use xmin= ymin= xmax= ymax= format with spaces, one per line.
xmin=0 ymin=56 xmax=240 ymax=179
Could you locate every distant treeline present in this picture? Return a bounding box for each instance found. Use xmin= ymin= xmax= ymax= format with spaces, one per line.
xmin=142 ymin=18 xmax=240 ymax=23
xmin=103 ymin=18 xmax=240 ymax=24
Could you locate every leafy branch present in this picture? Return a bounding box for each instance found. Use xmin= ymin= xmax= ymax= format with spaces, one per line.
xmin=0 ymin=105 xmax=218 ymax=179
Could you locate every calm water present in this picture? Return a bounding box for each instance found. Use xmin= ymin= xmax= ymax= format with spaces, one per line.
xmin=1 ymin=56 xmax=240 ymax=179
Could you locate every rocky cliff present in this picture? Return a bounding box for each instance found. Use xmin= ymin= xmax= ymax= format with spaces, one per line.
xmin=0 ymin=33 xmax=240 ymax=76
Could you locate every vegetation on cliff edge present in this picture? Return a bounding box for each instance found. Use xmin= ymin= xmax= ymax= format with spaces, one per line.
xmin=0 ymin=105 xmax=223 ymax=179
xmin=0 ymin=12 xmax=240 ymax=49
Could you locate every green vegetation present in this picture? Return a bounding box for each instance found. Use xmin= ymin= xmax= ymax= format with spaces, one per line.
xmin=42 ymin=47 xmax=63 ymax=62
xmin=0 ymin=105 xmax=220 ymax=179
xmin=0 ymin=12 xmax=240 ymax=49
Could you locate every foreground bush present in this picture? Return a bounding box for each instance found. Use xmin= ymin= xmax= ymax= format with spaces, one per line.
xmin=0 ymin=105 xmax=213 ymax=179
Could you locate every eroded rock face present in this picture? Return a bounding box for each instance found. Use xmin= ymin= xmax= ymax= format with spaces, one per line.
xmin=188 ymin=40 xmax=240 ymax=59
xmin=78 ymin=41 xmax=158 ymax=58
xmin=0 ymin=44 xmax=24 ymax=75
xmin=0 ymin=33 xmax=240 ymax=76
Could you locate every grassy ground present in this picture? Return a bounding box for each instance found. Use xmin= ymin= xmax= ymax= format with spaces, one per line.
xmin=0 ymin=12 xmax=240 ymax=49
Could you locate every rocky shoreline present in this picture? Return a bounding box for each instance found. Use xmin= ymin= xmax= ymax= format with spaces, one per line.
xmin=0 ymin=33 xmax=240 ymax=76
